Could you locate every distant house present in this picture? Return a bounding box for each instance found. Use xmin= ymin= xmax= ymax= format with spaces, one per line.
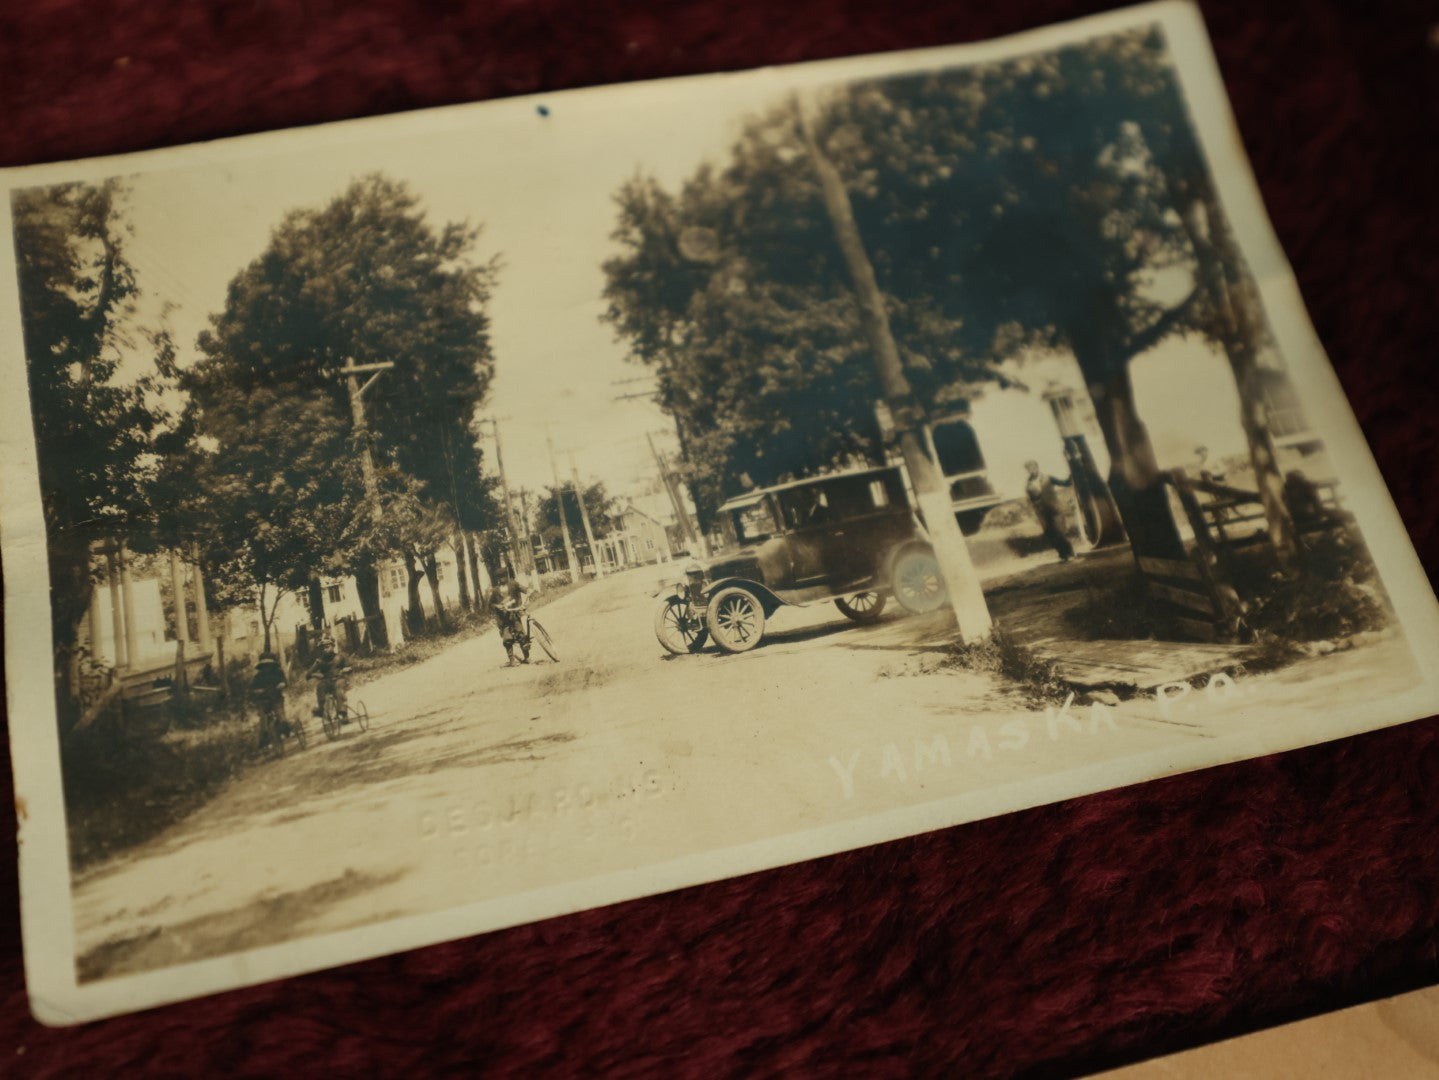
xmin=599 ymin=503 xmax=675 ymax=569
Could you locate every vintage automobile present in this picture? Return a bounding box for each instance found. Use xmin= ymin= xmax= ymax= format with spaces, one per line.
xmin=653 ymin=466 xmax=948 ymax=655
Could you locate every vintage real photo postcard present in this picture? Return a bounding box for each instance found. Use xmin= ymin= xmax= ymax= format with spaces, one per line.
xmin=3 ymin=0 xmax=1436 ymax=1023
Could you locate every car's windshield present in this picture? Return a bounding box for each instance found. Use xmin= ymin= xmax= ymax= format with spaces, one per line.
xmin=731 ymin=500 xmax=779 ymax=543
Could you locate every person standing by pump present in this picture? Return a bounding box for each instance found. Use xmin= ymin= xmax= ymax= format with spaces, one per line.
xmin=1024 ymin=459 xmax=1075 ymax=561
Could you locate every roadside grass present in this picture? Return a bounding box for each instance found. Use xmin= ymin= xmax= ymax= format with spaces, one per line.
xmin=1229 ymin=530 xmax=1393 ymax=644
xmin=62 ymin=576 xmax=597 ymax=872
xmin=940 ymin=626 xmax=1072 ymax=706
xmin=1059 ymin=529 xmax=1390 ymax=657
xmin=64 ymin=712 xmax=257 ymax=872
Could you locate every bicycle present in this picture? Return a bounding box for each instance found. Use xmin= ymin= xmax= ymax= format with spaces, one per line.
xmin=502 ymin=602 xmax=558 ymax=664
xmin=256 ymin=693 xmax=306 ymax=756
xmin=312 ymin=674 xmax=369 ymax=741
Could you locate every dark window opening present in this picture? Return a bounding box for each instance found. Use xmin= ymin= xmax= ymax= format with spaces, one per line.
xmin=932 ymin=420 xmax=986 ymax=477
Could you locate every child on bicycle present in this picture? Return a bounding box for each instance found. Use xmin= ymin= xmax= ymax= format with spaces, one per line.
xmin=251 ymin=650 xmax=293 ymax=740
xmin=487 ymin=576 xmax=529 ymax=666
xmin=308 ymin=633 xmax=350 ymax=721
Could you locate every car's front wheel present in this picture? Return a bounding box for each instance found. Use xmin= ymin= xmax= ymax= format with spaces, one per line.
xmin=705 ymin=587 xmax=767 ymax=654
xmin=835 ymin=591 xmax=887 ymax=622
xmin=655 ymin=596 xmax=709 ymax=655
xmin=892 ymin=549 xmax=949 ymax=614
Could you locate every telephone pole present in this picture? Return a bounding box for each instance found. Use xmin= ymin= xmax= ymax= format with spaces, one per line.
xmin=545 ymin=427 xmax=580 ymax=577
xmin=795 ymin=94 xmax=991 ymax=642
xmin=341 ymin=357 xmax=395 ymax=501
xmin=646 ymin=433 xmax=700 ymax=552
xmin=479 ymin=417 xmax=536 ymax=587
xmin=568 ymin=452 xmax=605 ymax=578
xmin=517 ymin=488 xmax=538 ymax=576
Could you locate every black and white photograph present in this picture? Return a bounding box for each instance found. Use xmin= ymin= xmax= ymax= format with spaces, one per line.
xmin=2 ymin=0 xmax=1436 ymax=1024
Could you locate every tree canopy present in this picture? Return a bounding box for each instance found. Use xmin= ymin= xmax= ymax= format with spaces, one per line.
xmin=180 ymin=174 xmax=503 ymax=626
xmin=602 ymin=29 xmax=1250 ymax=548
xmin=12 ymin=180 xmax=174 ymax=655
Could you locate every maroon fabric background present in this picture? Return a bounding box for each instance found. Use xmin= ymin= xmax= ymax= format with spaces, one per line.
xmin=1 ymin=1 xmax=1435 ymax=1075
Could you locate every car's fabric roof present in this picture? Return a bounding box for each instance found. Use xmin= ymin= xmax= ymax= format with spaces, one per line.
xmin=715 ymin=491 xmax=768 ymax=514
xmin=716 ymin=466 xmax=899 ymax=513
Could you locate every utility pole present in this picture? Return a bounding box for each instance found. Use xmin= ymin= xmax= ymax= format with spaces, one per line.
xmin=646 ymin=432 xmax=701 ymax=554
xmin=479 ymin=417 xmax=536 ymax=587
xmin=546 ymin=427 xmax=580 ymax=578
xmin=338 ymin=356 xmax=398 ymax=649
xmin=794 ymin=94 xmax=991 ymax=642
xmin=568 ymin=452 xmax=605 ymax=579
xmin=517 ymin=488 xmax=538 ymax=575
xmin=614 ymin=376 xmax=708 ymax=554
xmin=341 ymin=356 xmax=396 ymax=500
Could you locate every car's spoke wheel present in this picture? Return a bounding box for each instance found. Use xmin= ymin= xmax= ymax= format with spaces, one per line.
xmin=705 ymin=587 xmax=766 ymax=654
xmin=835 ymin=591 xmax=887 ymax=623
xmin=892 ymin=549 xmax=949 ymax=614
xmin=655 ymin=597 xmax=709 ymax=654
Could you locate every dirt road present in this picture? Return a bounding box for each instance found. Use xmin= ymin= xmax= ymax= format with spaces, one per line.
xmin=71 ymin=562 xmax=1422 ymax=981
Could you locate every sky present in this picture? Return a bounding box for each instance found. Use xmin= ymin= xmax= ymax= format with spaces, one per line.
xmin=116 ymin=72 xmax=793 ymax=502
xmin=106 ymin=51 xmax=1254 ymax=516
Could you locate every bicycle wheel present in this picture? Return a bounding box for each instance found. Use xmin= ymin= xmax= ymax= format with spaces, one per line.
xmin=321 ymin=694 xmax=342 ymax=740
xmin=290 ymin=710 xmax=308 ymax=750
xmin=529 ymin=619 xmax=558 ymax=662
xmin=261 ymin=706 xmax=285 ymax=758
xmin=352 ymin=701 xmax=370 ymax=733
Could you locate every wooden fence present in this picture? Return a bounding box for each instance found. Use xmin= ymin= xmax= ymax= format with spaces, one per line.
xmin=1137 ymin=469 xmax=1349 ymax=642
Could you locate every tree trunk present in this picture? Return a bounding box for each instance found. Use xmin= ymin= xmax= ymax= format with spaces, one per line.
xmin=307 ymin=576 xmax=325 ymax=630
xmin=480 ymin=534 xmax=506 ymax=601
xmin=1182 ymin=194 xmax=1298 ymax=571
xmin=406 ymin=557 xmax=426 ymax=635
xmin=424 ymin=552 xmax=447 ymax=627
xmin=452 ymin=533 xmax=472 ymax=611
xmin=1235 ymin=363 xmax=1297 ymax=563
xmin=1084 ymin=361 xmax=1187 ymax=562
xmin=260 ymin=585 xmax=275 ymax=653
xmin=466 ymin=532 xmax=486 ymax=603
xmin=352 ymin=562 xmax=389 ymax=650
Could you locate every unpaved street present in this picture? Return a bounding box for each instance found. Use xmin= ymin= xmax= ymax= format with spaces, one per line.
xmin=71 ymin=562 xmax=1422 ymax=981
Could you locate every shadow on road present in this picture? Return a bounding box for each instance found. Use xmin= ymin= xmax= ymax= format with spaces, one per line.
xmin=76 ymin=866 xmax=407 ymax=983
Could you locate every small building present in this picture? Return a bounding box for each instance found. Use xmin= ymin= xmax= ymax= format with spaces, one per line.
xmin=599 ymin=503 xmax=675 ymax=569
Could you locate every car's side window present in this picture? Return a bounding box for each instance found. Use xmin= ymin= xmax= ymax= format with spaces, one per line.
xmin=779 ymin=489 xmax=829 ymax=529
xmin=822 ymin=477 xmax=876 ymax=519
xmin=869 ymin=479 xmax=890 ymax=508
xmin=736 ymin=502 xmax=779 ymax=542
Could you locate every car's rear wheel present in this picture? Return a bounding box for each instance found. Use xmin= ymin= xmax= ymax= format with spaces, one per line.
xmin=655 ymin=596 xmax=709 ymax=655
xmin=892 ymin=549 xmax=949 ymax=614
xmin=705 ymin=587 xmax=766 ymax=654
xmin=835 ymin=591 xmax=887 ymax=622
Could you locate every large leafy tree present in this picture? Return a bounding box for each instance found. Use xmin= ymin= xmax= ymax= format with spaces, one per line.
xmin=603 ymin=151 xmax=959 ymax=519
xmin=829 ymin=32 xmax=1202 ymax=556
xmin=605 ymin=30 xmax=1285 ymax=560
xmin=12 ymin=181 xmax=174 ymax=714
xmin=186 ymin=174 xmax=501 ymax=635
